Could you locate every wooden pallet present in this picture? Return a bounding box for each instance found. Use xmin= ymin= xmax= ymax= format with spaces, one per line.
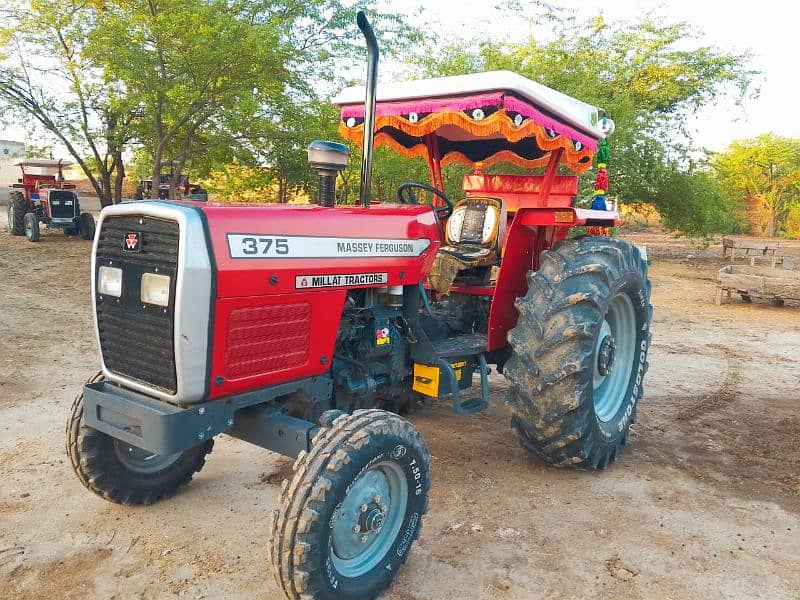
xmin=716 ymin=264 xmax=800 ymax=306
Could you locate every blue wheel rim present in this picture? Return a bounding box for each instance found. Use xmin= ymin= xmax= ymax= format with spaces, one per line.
xmin=330 ymin=461 xmax=408 ymax=577
xmin=592 ymin=292 xmax=636 ymax=422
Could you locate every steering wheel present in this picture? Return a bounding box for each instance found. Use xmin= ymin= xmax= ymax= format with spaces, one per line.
xmin=397 ymin=182 xmax=454 ymax=221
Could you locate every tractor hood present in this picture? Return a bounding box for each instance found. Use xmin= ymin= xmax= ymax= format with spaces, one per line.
xmin=200 ymin=202 xmax=441 ymax=299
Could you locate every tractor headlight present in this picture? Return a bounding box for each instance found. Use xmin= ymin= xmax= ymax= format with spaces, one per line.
xmin=98 ymin=266 xmax=123 ymax=297
xmin=140 ymin=273 xmax=171 ymax=307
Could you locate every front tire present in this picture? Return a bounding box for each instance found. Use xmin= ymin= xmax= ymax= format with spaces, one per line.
xmin=24 ymin=212 xmax=39 ymax=242
xmin=79 ymin=212 xmax=96 ymax=240
xmin=269 ymin=409 xmax=431 ymax=600
xmin=66 ymin=374 xmax=213 ymax=505
xmin=505 ymin=236 xmax=652 ymax=469
xmin=8 ymin=191 xmax=26 ymax=235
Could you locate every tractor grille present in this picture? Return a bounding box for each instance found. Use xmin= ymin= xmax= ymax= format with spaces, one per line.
xmin=95 ymin=215 xmax=179 ymax=393
xmin=225 ymin=303 xmax=311 ymax=379
xmin=49 ymin=191 xmax=77 ymax=219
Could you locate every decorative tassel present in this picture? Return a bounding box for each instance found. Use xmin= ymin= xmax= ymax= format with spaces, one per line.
xmin=587 ymin=137 xmax=611 ymax=236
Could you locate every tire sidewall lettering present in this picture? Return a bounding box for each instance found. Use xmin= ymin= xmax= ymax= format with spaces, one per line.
xmin=594 ymin=271 xmax=650 ymax=442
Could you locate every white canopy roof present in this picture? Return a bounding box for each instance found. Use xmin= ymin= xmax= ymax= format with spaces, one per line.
xmin=333 ymin=70 xmax=604 ymax=140
xmin=15 ymin=159 xmax=73 ymax=168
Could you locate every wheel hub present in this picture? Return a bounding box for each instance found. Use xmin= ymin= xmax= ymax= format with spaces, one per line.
xmin=362 ymin=505 xmax=386 ymax=534
xmin=597 ymin=335 xmax=616 ymax=376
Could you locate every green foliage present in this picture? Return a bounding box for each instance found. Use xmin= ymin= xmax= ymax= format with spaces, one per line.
xmin=713 ymin=133 xmax=800 ymax=237
xmin=414 ymin=8 xmax=755 ymax=216
xmin=0 ymin=0 xmax=760 ymax=227
xmin=656 ymin=169 xmax=745 ymax=237
xmin=1 ymin=0 xmax=419 ymax=201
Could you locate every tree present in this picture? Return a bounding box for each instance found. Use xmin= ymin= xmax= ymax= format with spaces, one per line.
xmin=2 ymin=1 xmax=419 ymax=203
xmin=713 ymin=134 xmax=800 ymax=237
xmin=94 ymin=0 xmax=419 ymax=199
xmin=86 ymin=0 xmax=289 ymax=198
xmin=413 ymin=8 xmax=755 ymax=211
xmin=655 ymin=168 xmax=744 ymax=237
xmin=0 ymin=0 xmax=134 ymax=206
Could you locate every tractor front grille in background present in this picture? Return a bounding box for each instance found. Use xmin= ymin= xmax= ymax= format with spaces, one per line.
xmin=48 ymin=191 xmax=77 ymax=219
xmin=95 ymin=215 xmax=179 ymax=393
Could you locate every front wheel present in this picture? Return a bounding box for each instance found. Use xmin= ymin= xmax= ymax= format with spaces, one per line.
xmin=505 ymin=235 xmax=652 ymax=469
xmin=66 ymin=374 xmax=213 ymax=505
xmin=269 ymin=409 xmax=431 ymax=600
xmin=24 ymin=212 xmax=39 ymax=242
xmin=79 ymin=212 xmax=95 ymax=240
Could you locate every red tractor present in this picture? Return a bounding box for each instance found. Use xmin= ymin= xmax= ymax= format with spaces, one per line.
xmin=66 ymin=13 xmax=651 ymax=600
xmin=6 ymin=159 xmax=95 ymax=242
xmin=135 ymin=175 xmax=208 ymax=201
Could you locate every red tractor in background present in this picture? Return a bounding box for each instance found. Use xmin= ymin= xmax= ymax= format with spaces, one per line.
xmin=135 ymin=174 xmax=208 ymax=201
xmin=6 ymin=159 xmax=95 ymax=242
xmin=66 ymin=12 xmax=652 ymax=600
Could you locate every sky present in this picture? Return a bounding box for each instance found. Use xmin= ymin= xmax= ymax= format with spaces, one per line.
xmin=2 ymin=0 xmax=798 ymax=156
xmin=414 ymin=0 xmax=800 ymax=151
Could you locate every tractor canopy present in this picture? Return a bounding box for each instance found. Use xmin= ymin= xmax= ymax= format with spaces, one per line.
xmin=332 ymin=70 xmax=610 ymax=175
xmin=15 ymin=159 xmax=73 ymax=175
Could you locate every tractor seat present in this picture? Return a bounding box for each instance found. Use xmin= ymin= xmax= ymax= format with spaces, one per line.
xmin=429 ymin=196 xmax=506 ymax=294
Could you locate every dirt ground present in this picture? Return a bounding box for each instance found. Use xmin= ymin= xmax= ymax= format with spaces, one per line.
xmin=1 ymin=217 xmax=799 ymax=600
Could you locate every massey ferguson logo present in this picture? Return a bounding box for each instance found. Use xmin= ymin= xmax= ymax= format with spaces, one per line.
xmin=123 ymin=232 xmax=142 ymax=252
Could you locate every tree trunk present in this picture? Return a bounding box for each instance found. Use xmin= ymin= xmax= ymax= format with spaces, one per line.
xmin=112 ymin=153 xmax=126 ymax=204
xmin=278 ymin=177 xmax=287 ymax=203
xmin=767 ymin=207 xmax=778 ymax=238
xmin=151 ymin=143 xmax=163 ymax=200
xmin=100 ymin=171 xmax=111 ymax=207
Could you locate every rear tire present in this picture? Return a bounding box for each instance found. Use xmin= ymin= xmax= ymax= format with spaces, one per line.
xmin=66 ymin=373 xmax=213 ymax=505
xmin=505 ymin=236 xmax=652 ymax=469
xmin=269 ymin=409 xmax=430 ymax=600
xmin=7 ymin=191 xmax=26 ymax=235
xmin=79 ymin=212 xmax=95 ymax=240
xmin=24 ymin=212 xmax=39 ymax=242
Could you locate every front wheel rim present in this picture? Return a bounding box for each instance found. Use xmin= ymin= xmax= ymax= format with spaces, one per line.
xmin=330 ymin=461 xmax=408 ymax=577
xmin=592 ymin=292 xmax=637 ymax=422
xmin=113 ymin=440 xmax=181 ymax=474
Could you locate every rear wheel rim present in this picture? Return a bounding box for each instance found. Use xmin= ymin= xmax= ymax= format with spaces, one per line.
xmin=592 ymin=292 xmax=636 ymax=422
xmin=113 ymin=440 xmax=181 ymax=474
xmin=330 ymin=461 xmax=408 ymax=577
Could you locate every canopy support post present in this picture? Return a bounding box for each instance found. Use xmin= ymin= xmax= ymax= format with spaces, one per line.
xmin=538 ymin=148 xmax=563 ymax=206
xmin=424 ymin=133 xmax=444 ymax=192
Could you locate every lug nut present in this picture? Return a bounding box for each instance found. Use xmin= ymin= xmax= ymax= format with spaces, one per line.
xmin=372 ymin=495 xmax=381 ymax=504
xmin=360 ymin=535 xmax=368 ymax=544
xmin=360 ymin=504 xmax=368 ymax=513
xmin=352 ymin=525 xmax=360 ymax=534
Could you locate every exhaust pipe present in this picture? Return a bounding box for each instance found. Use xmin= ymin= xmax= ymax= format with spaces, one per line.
xmin=357 ymin=10 xmax=378 ymax=208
